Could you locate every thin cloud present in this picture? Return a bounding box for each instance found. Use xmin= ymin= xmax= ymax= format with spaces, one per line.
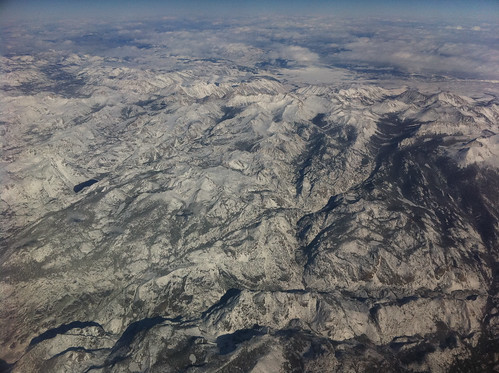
xmin=2 ymin=15 xmax=498 ymax=81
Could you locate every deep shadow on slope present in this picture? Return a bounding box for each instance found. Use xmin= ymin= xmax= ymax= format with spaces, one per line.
xmin=296 ymin=113 xmax=499 ymax=371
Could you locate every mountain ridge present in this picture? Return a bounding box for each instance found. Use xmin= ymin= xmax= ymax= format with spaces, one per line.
xmin=1 ymin=56 xmax=498 ymax=371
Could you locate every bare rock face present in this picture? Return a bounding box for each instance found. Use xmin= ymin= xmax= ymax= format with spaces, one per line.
xmin=1 ymin=40 xmax=499 ymax=372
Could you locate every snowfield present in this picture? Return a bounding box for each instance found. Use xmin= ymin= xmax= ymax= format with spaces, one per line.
xmin=1 ymin=15 xmax=499 ymax=373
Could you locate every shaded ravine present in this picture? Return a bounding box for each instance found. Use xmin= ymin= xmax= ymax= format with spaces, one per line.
xmin=28 ymin=321 xmax=104 ymax=349
xmin=297 ymin=114 xmax=424 ymax=267
xmin=293 ymin=111 xmax=498 ymax=371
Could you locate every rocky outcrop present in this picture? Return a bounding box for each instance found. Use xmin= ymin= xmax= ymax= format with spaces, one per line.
xmin=1 ymin=51 xmax=498 ymax=372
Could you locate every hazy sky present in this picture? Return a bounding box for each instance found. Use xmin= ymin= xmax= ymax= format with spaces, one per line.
xmin=1 ymin=0 xmax=498 ymax=20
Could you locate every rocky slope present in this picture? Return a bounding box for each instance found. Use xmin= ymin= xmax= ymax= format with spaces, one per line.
xmin=1 ymin=54 xmax=499 ymax=372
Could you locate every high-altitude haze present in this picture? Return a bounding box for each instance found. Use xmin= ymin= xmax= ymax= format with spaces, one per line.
xmin=1 ymin=0 xmax=499 ymax=20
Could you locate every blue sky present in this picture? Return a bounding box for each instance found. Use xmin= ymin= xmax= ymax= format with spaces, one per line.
xmin=1 ymin=0 xmax=498 ymax=20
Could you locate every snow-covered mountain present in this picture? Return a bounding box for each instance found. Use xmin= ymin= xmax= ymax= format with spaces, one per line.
xmin=1 ymin=37 xmax=499 ymax=372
